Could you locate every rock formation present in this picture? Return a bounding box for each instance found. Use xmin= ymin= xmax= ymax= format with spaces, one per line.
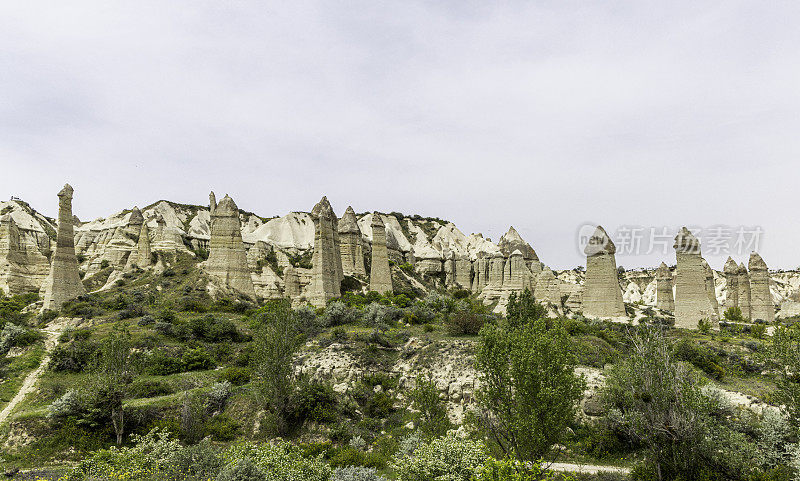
xmin=151 ymin=215 xmax=184 ymax=253
xmin=471 ymin=254 xmax=488 ymax=293
xmin=0 ymin=214 xmax=50 ymax=295
xmin=308 ymin=197 xmax=343 ymax=307
xmin=655 ymin=262 xmax=674 ymax=312
xmin=41 ymin=184 xmax=86 ymax=310
xmin=126 ymin=221 xmax=152 ymax=269
xmin=498 ymin=226 xmax=538 ymax=260
xmin=737 ymin=263 xmax=752 ymax=320
xmin=338 ymin=206 xmax=366 ymax=277
xmin=723 ymin=257 xmax=739 ymax=311
xmin=369 ymin=213 xmax=392 ymax=294
xmin=203 ymin=194 xmax=256 ymax=298
xmin=534 ymin=267 xmax=561 ymax=305
xmin=582 ymin=226 xmax=625 ymax=318
xmin=701 ymin=258 xmax=721 ymax=318
xmin=748 ymin=252 xmax=774 ymax=323
xmin=454 ymin=256 xmax=472 ymax=290
xmin=284 ymin=265 xmax=300 ymax=299
xmin=503 ymin=250 xmax=534 ymax=292
xmin=673 ymin=227 xmax=718 ymax=329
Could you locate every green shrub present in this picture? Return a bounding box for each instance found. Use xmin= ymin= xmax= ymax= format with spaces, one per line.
xmin=674 ymin=339 xmax=725 ymax=380
xmin=182 ymin=347 xmax=216 ymax=371
xmin=221 ymin=441 xmax=331 ymax=481
xmin=392 ymin=432 xmax=486 ymax=481
xmin=476 ymin=457 xmax=577 ymax=481
xmin=204 ymin=414 xmax=240 ymax=441
xmin=328 ymin=446 xmax=387 ymax=469
xmin=445 ymin=310 xmax=485 ymax=335
xmin=216 ymin=457 xmax=264 ymax=481
xmin=724 ymin=306 xmax=746 ymax=322
xmin=38 ymin=309 xmax=59 ymax=324
xmin=331 ymin=466 xmax=387 ymax=481
xmin=128 ymin=379 xmax=172 ymax=399
xmin=145 ymin=349 xmax=185 ymax=375
xmin=49 ymin=339 xmax=97 ymax=372
xmin=341 ymin=276 xmax=362 ymax=293
xmin=218 ymin=366 xmax=251 ymax=386
xmin=409 ymin=375 xmax=451 ymax=438
xmin=295 ymin=381 xmax=338 ymax=423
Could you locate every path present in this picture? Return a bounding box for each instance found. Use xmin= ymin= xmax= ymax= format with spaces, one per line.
xmin=0 ymin=318 xmax=72 ymax=425
xmin=550 ymin=462 xmax=631 ymax=475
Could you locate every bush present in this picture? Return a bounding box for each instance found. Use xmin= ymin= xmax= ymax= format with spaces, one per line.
xmin=221 ymin=441 xmax=331 ymax=481
xmin=0 ymin=323 xmax=42 ymax=353
xmin=216 ymin=457 xmax=264 ymax=481
xmin=128 ymin=379 xmax=173 ymax=399
xmin=724 ymin=306 xmax=746 ymax=322
xmin=295 ymin=381 xmax=338 ymax=423
xmin=219 ymin=366 xmax=251 ymax=386
xmin=332 ymin=466 xmax=387 ymax=481
xmin=207 ymin=381 xmax=233 ymax=411
xmin=322 ymin=301 xmax=362 ymax=327
xmin=49 ymin=339 xmax=97 ymax=372
xmin=674 ymin=339 xmax=725 ymax=380
xmin=137 ymin=315 xmax=155 ymax=326
xmin=204 ymin=414 xmax=240 ymax=441
xmin=409 ymin=375 xmax=451 ymax=437
xmin=182 ymin=347 xmax=216 ymax=371
xmin=363 ymin=302 xmax=402 ymax=328
xmin=153 ymin=321 xmax=174 ymax=336
xmin=445 ymin=310 xmax=484 ymax=335
xmin=146 ymin=349 xmax=185 ymax=375
xmin=341 ymin=276 xmax=362 ymax=293
xmin=392 ymin=432 xmax=486 ymax=481
xmin=47 ymin=389 xmax=83 ymax=420
xmin=476 ymin=457 xmax=577 ymax=481
xmin=38 ymin=309 xmax=59 ymax=323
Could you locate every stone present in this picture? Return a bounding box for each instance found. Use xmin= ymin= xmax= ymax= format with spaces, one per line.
xmin=673 ymin=227 xmax=718 ymax=329
xmin=41 ymin=184 xmax=86 ymax=310
xmin=102 ymin=226 xmax=135 ymax=270
xmin=471 ymin=254 xmax=488 ymax=293
xmin=503 ymin=249 xmax=534 ymax=292
xmin=486 ymin=254 xmax=505 ymax=289
xmin=0 ymin=214 xmax=50 ymax=295
xmin=338 ymin=206 xmax=366 ymax=277
xmin=309 ymin=196 xmax=342 ymax=307
xmin=534 ymin=267 xmax=561 ymax=304
xmin=582 ymin=226 xmax=625 ymax=318
xmin=655 ymin=262 xmax=674 ymax=312
xmin=723 ymin=257 xmax=739 ymax=311
xmin=202 ymin=194 xmax=256 ymax=298
xmin=454 ymin=256 xmax=472 ymax=290
xmin=284 ymin=265 xmax=300 ymax=298
xmin=252 ymin=263 xmax=284 ymax=299
xmin=369 ymin=213 xmax=392 ymax=294
xmin=498 ymin=226 xmax=538 ymax=260
xmin=151 ymin=215 xmax=184 ymax=253
xmin=737 ymin=263 xmax=752 ymax=320
xmin=748 ymin=252 xmax=774 ymax=323
xmin=701 ymin=259 xmax=721 ymax=319
xmin=246 ymin=240 xmax=271 ymax=270
xmin=126 ymin=221 xmax=152 ymax=269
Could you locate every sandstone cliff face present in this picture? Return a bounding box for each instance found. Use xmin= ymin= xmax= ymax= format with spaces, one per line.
xmin=582 ymin=226 xmax=625 ymax=319
xmin=201 ymin=194 xmax=256 ymax=298
xmin=41 ymin=185 xmax=86 ymax=310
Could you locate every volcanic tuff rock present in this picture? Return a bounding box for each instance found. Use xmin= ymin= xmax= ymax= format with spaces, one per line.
xmin=534 ymin=267 xmax=561 ymax=305
xmin=202 ymin=194 xmax=256 ymax=298
xmin=748 ymin=252 xmax=774 ymax=323
xmin=41 ymin=184 xmax=86 ymax=310
xmin=338 ymin=206 xmax=366 ymax=277
xmin=498 ymin=226 xmax=539 ymax=261
xmin=655 ymin=262 xmax=674 ymax=312
xmin=368 ymin=213 xmax=392 ymax=294
xmin=723 ymin=257 xmax=739 ymax=311
xmin=701 ymin=258 xmax=721 ymax=319
xmin=308 ymin=197 xmax=342 ymax=307
xmin=738 ymin=263 xmax=752 ymax=320
xmin=0 ymin=213 xmax=50 ymax=296
xmin=673 ymin=227 xmax=718 ymax=329
xmin=582 ymin=226 xmax=625 ymax=318
xmin=126 ymin=222 xmax=152 ymax=270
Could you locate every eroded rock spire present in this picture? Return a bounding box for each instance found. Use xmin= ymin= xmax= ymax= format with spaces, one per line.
xmin=41 ymin=184 xmax=86 ymax=310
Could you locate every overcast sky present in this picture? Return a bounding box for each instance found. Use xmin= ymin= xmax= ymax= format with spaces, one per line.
xmin=2 ymin=1 xmax=799 ymax=269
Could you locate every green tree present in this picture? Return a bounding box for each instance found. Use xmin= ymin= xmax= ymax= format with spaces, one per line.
xmin=505 ymin=289 xmax=546 ymax=328
xmin=92 ymin=324 xmax=137 ymax=445
xmin=409 ymin=374 xmax=451 ymax=438
xmin=250 ymin=299 xmax=304 ymax=436
xmin=772 ymin=325 xmax=800 ymax=428
xmin=474 ymin=317 xmax=584 ymax=461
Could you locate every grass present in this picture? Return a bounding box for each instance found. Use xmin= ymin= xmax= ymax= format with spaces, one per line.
xmin=0 ymin=342 xmax=46 ymax=411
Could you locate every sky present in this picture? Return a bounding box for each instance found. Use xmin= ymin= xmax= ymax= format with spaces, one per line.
xmin=2 ymin=1 xmax=799 ymax=270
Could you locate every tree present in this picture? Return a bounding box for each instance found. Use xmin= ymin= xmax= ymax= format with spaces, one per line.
xmin=250 ymin=299 xmax=304 ymax=436
xmin=604 ymin=328 xmax=758 ymax=480
xmin=92 ymin=324 xmax=137 ymax=445
xmin=772 ymin=325 xmax=800 ymax=428
xmin=505 ymin=289 xmax=546 ymax=328
xmin=474 ymin=317 xmax=584 ymax=462
xmin=408 ymin=374 xmax=451 ymax=438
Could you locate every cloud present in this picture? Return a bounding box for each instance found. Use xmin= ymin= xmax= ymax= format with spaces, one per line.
xmin=1 ymin=1 xmax=799 ymax=269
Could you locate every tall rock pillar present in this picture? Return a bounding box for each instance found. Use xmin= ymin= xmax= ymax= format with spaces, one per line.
xmin=673 ymin=227 xmax=717 ymax=329
xmin=748 ymin=252 xmax=774 ymax=323
xmin=309 ymin=196 xmax=342 ymax=307
xmin=338 ymin=206 xmax=366 ymax=277
xmin=582 ymin=226 xmax=625 ymax=318
xmin=655 ymin=262 xmax=674 ymax=312
xmin=369 ymin=213 xmax=392 ymax=294
xmin=204 ymin=194 xmax=256 ymax=298
xmin=42 ymin=184 xmax=86 ymax=310
xmin=701 ymin=259 xmax=721 ymax=319
xmin=737 ymin=263 xmax=752 ymax=320
xmin=723 ymin=257 xmax=739 ymax=311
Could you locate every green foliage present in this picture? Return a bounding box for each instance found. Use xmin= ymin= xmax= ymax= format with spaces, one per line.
xmin=250 ymin=299 xmax=305 ymax=436
xmin=674 ymin=339 xmax=725 ymax=380
xmin=698 ymin=318 xmax=712 ymax=334
xmin=505 ymin=289 xmax=546 ymax=327
xmin=341 ymin=275 xmax=362 ymax=292
xmin=295 ymin=381 xmax=338 ymax=423
xmin=772 ymin=325 xmax=800 ymax=428
xmin=91 ymin=324 xmax=138 ymax=445
xmin=445 ymin=309 xmax=485 ymax=335
xmin=392 ymin=432 xmax=486 ymax=481
xmin=0 ymin=291 xmax=38 ymax=324
xmin=218 ymin=366 xmax=251 ymax=386
xmin=409 ymin=375 xmax=451 ymax=438
xmin=475 ymin=317 xmax=584 ymax=461
xmin=49 ymin=336 xmax=98 ymax=372
xmin=476 ymin=457 xmax=577 ymax=481
xmin=751 ymin=323 xmax=766 ymax=339
xmin=725 ymin=306 xmax=746 ymax=322
xmin=221 ymin=440 xmax=331 ymax=481
xmin=181 ymin=347 xmax=216 ymax=371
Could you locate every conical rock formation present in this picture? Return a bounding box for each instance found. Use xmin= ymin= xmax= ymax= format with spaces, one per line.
xmin=582 ymin=226 xmax=625 ymax=318
xmin=673 ymin=227 xmax=717 ymax=329
xmin=41 ymin=184 xmax=86 ymax=310
xmin=655 ymin=262 xmax=674 ymax=312
xmin=203 ymin=194 xmax=255 ymax=298
xmin=748 ymin=252 xmax=774 ymax=323
xmin=369 ymin=213 xmax=392 ymax=294
xmin=309 ymin=196 xmax=343 ymax=307
xmin=723 ymin=257 xmax=739 ymax=311
xmin=338 ymin=206 xmax=366 ymax=277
